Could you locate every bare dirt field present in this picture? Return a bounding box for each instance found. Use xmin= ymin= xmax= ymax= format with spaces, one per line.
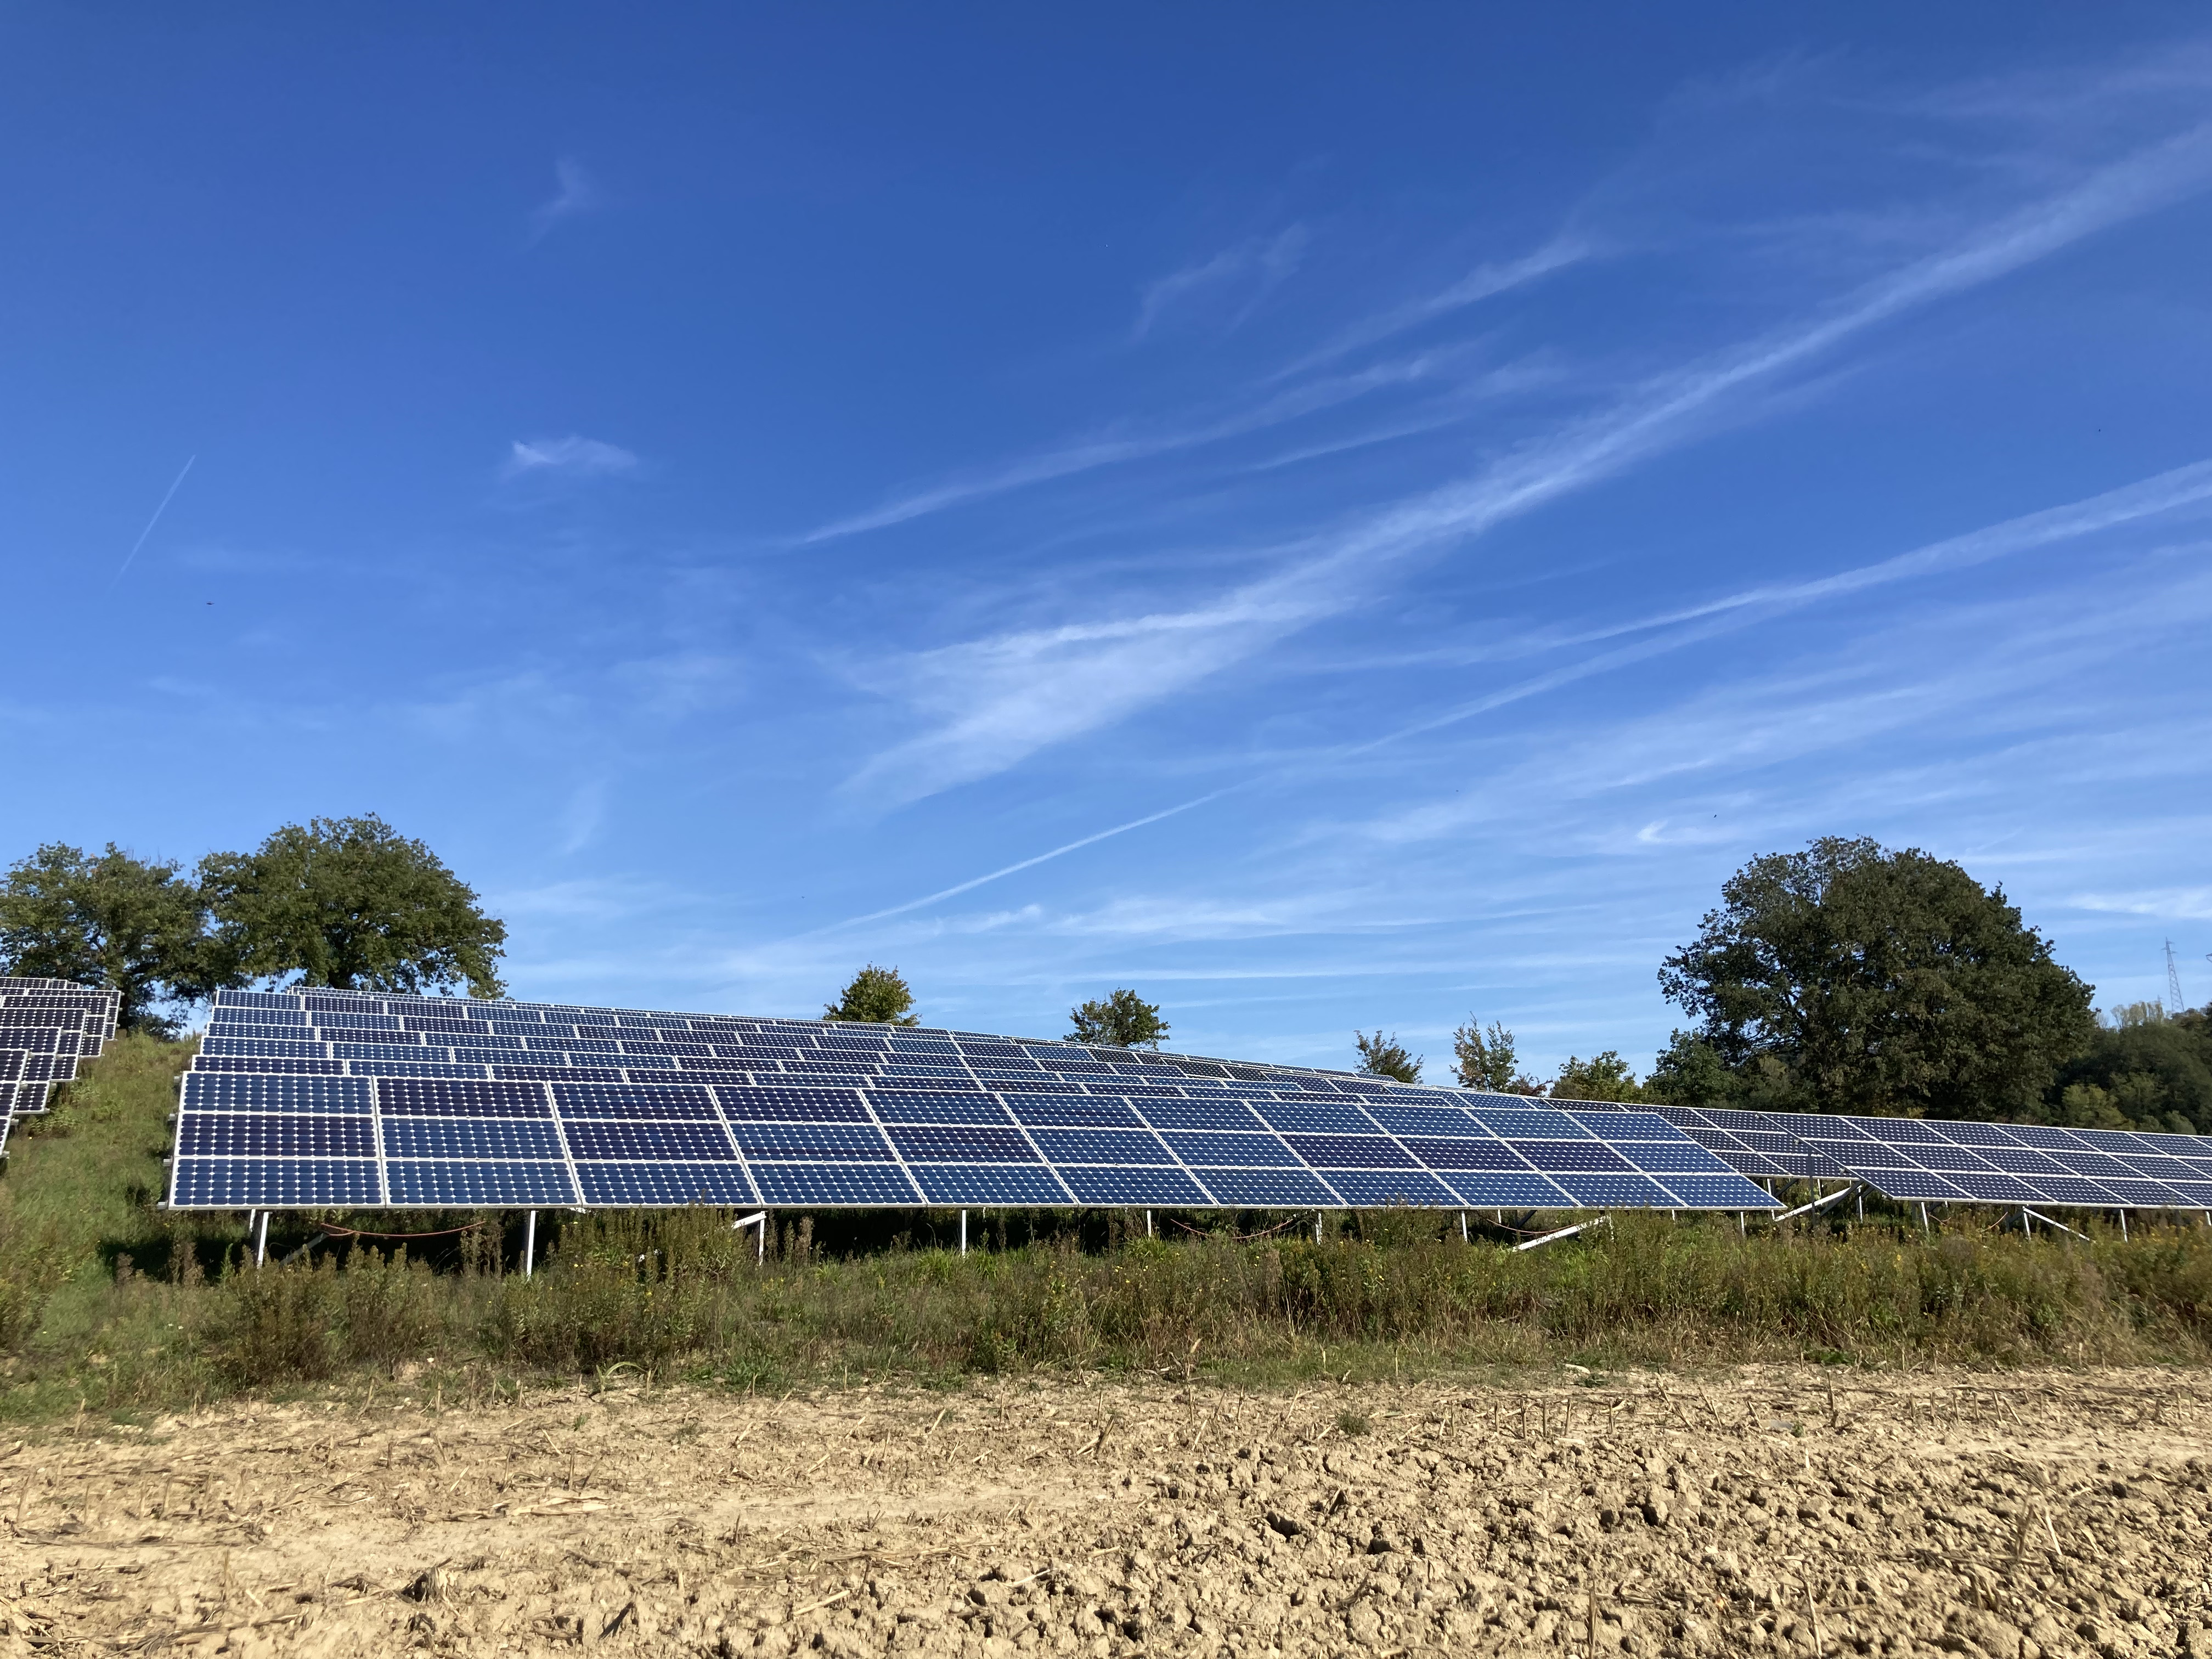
xmin=2 ymin=1366 xmax=2207 ymax=1658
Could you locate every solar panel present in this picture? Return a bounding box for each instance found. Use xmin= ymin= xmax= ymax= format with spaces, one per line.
xmin=1647 ymin=1104 xmax=2212 ymax=1210
xmin=163 ymin=987 xmax=1794 ymax=1212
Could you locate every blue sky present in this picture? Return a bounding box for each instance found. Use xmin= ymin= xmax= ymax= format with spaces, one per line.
xmin=4 ymin=7 xmax=2210 ymax=1073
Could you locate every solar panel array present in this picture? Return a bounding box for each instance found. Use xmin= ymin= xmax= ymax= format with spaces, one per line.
xmin=168 ymin=986 xmax=1779 ymax=1213
xmin=1652 ymin=1104 xmax=2212 ymax=1211
xmin=0 ymin=977 xmax=120 ymax=1154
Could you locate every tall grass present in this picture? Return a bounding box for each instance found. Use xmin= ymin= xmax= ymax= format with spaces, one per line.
xmin=4 ymin=1037 xmax=2211 ymax=1419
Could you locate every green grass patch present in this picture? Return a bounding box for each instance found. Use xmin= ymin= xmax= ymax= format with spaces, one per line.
xmin=4 ymin=1038 xmax=2211 ymax=1422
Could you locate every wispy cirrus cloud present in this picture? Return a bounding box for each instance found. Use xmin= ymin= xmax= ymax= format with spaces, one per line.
xmin=798 ymin=344 xmax=1504 ymax=543
xmin=528 ymin=157 xmax=601 ymax=242
xmin=1132 ymin=225 xmax=1310 ymax=340
xmin=842 ymin=121 xmax=2212 ymax=808
xmin=501 ymin=435 xmax=639 ymax=479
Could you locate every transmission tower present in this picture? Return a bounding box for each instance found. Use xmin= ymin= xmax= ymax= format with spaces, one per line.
xmin=2167 ymin=939 xmax=2186 ymax=1014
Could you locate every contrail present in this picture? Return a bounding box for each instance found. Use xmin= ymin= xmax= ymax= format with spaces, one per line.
xmin=107 ymin=455 xmax=196 ymax=591
xmin=805 ymin=788 xmax=1237 ymax=935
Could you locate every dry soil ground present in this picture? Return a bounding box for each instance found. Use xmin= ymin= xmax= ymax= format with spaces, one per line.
xmin=2 ymin=1366 xmax=2208 ymax=1658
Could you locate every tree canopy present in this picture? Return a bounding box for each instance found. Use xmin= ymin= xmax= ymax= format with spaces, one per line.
xmin=199 ymin=815 xmax=507 ymax=998
xmin=0 ymin=842 xmax=210 ymax=1032
xmin=1451 ymin=1016 xmax=1544 ymax=1093
xmin=1066 ymin=988 xmax=1169 ymax=1048
xmin=825 ymin=963 xmax=919 ymax=1025
xmin=1551 ymin=1051 xmax=1646 ymax=1103
xmin=1657 ymin=837 xmax=2095 ymax=1120
xmin=2051 ymin=1006 xmax=2211 ymax=1135
xmin=1354 ymin=1030 xmax=1421 ymax=1084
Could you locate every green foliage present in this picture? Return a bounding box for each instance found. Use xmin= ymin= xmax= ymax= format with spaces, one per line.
xmin=199 ymin=814 xmax=507 ymax=998
xmin=1066 ymin=988 xmax=1169 ymax=1048
xmin=1658 ymin=836 xmax=2096 ymax=1119
xmin=2050 ymin=1008 xmax=2212 ymax=1133
xmin=1551 ymin=1050 xmax=1646 ymax=1103
xmin=824 ymin=963 xmax=918 ymax=1025
xmin=1353 ymin=1030 xmax=1422 ymax=1083
xmin=1645 ymin=1030 xmax=1736 ymax=1108
xmin=0 ymin=842 xmax=211 ymax=1032
xmin=1451 ymin=1017 xmax=1542 ymax=1093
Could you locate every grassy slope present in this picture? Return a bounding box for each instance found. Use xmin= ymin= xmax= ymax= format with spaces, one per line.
xmin=3 ymin=1037 xmax=2211 ymax=1424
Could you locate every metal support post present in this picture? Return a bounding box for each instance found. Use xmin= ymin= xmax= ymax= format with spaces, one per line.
xmin=1515 ymin=1214 xmax=1611 ymax=1253
xmin=523 ymin=1210 xmax=537 ymax=1278
xmin=1459 ymin=1211 xmax=1468 ymax=1242
xmin=253 ymin=1210 xmax=269 ymax=1268
xmin=2021 ymin=1206 xmax=2090 ymax=1242
xmin=1737 ymin=1211 xmax=1746 ymax=1237
xmin=2119 ymin=1210 xmax=2129 ymax=1242
xmin=960 ymin=1209 xmax=968 ymax=1256
xmin=1917 ymin=1202 xmax=1929 ymax=1234
xmin=1144 ymin=1210 xmax=1153 ymax=1238
xmin=1855 ymin=1190 xmax=1865 ymax=1223
xmin=1770 ymin=1183 xmax=1857 ymax=1224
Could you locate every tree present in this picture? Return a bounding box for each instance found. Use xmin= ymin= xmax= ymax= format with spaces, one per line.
xmin=1645 ymin=1031 xmax=1737 ymax=1108
xmin=0 ymin=843 xmax=212 ymax=1032
xmin=1354 ymin=1030 xmax=1421 ymax=1084
xmin=1067 ymin=988 xmax=1169 ymax=1048
xmin=1551 ymin=1051 xmax=1646 ymax=1103
xmin=1658 ymin=836 xmax=2095 ymax=1119
xmin=825 ymin=963 xmax=918 ymax=1025
xmin=2047 ymin=1006 xmax=2211 ymax=1134
xmin=199 ymin=815 xmax=507 ymax=998
xmin=1451 ymin=1016 xmax=1545 ymax=1093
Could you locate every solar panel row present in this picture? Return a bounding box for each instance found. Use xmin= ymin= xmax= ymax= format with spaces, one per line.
xmin=0 ymin=979 xmax=120 ymax=1152
xmin=170 ymin=988 xmax=1777 ymax=1214
xmin=1651 ymin=1105 xmax=2212 ymax=1212
xmin=170 ymin=1069 xmax=1765 ymax=1211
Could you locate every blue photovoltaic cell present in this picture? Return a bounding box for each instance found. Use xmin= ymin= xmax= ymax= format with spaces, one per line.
xmin=192 ymin=1055 xmax=346 ymax=1075
xmin=565 ymin=1120 xmax=738 ymax=1160
xmin=180 ymin=1115 xmax=376 ymax=1158
xmin=201 ymin=1038 xmax=330 ymax=1058
xmin=751 ymin=1163 xmax=919 ymax=1205
xmin=333 ymin=1043 xmax=436 ymax=1060
xmin=173 ymin=1158 xmax=382 ymax=1207
xmin=728 ymin=1124 xmax=892 ymax=1160
xmin=1652 ymin=1174 xmax=1774 ymax=1209
xmin=1470 ymin=1110 xmax=1591 ymax=1139
xmin=1027 ymin=1128 xmax=1176 ymax=1165
xmin=1199 ymin=1169 xmax=1339 ymax=1206
xmin=1284 ymin=1133 xmax=1418 ymax=1169
xmin=1056 ymin=1166 xmax=1212 ymax=1205
xmin=1135 ymin=1101 xmax=1263 ymax=1132
xmin=578 ymin=1164 xmax=759 ymax=1205
xmin=1003 ymin=1096 xmax=1146 ymax=1128
xmin=1511 ymin=1140 xmax=1635 ymax=1173
xmin=1615 ymin=1142 xmax=1733 ymax=1175
xmin=1400 ymin=1137 xmax=1532 ymax=1170
xmin=352 ymin=1062 xmax=493 ymax=1079
xmin=1252 ymin=1102 xmax=1380 ymax=1134
xmin=1430 ymin=1172 xmax=1572 ymax=1208
xmin=1362 ymin=1104 xmax=1476 ymax=1136
xmin=380 ymin=1079 xmax=551 ymax=1115
xmin=1323 ymin=1170 xmax=1460 ymax=1206
xmin=1944 ymin=1173 xmax=2043 ymax=1203
xmin=883 ymin=1124 xmax=1039 ymax=1162
xmin=558 ymin=1092 xmax=723 ymax=1120
xmin=183 ymin=1074 xmax=372 ymax=1113
xmin=1550 ymin=1173 xmax=1674 ymax=1207
xmin=870 ymin=1093 xmax=1015 ymax=1125
xmin=907 ymin=1165 xmax=1071 ymax=1204
xmin=382 ymin=1119 xmax=563 ymax=1160
xmin=714 ymin=1087 xmax=870 ymax=1122
xmin=386 ymin=1161 xmax=579 ymax=1205
xmin=1157 ymin=1131 xmax=1299 ymax=1167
